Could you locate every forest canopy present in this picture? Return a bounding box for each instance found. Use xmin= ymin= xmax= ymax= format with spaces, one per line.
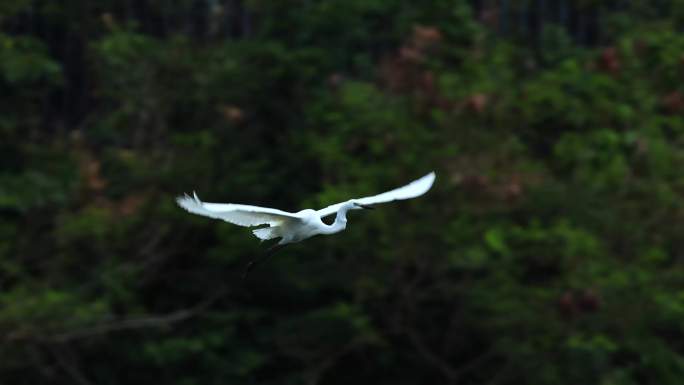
xmin=2 ymin=1 xmax=684 ymax=384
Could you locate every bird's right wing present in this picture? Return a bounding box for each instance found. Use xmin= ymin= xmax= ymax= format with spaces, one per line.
xmin=176 ymin=192 xmax=303 ymax=227
xmin=316 ymin=171 xmax=436 ymax=218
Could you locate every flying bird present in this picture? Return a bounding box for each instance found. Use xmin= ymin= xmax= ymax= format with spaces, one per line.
xmin=177 ymin=171 xmax=436 ymax=276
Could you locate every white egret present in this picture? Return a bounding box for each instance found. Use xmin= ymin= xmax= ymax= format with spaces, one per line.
xmin=177 ymin=171 xmax=435 ymax=276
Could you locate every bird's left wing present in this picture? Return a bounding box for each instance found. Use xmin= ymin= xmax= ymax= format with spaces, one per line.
xmin=177 ymin=192 xmax=303 ymax=227
xmin=316 ymin=171 xmax=436 ymax=218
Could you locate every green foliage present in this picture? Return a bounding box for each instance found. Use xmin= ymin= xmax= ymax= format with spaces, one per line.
xmin=2 ymin=1 xmax=684 ymax=385
xmin=0 ymin=35 xmax=61 ymax=85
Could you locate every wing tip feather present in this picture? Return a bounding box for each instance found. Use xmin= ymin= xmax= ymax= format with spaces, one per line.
xmin=425 ymin=171 xmax=436 ymax=185
xmin=176 ymin=192 xmax=202 ymax=213
xmin=414 ymin=171 xmax=436 ymax=195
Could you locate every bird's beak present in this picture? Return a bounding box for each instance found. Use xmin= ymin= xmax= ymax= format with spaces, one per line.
xmin=354 ymin=203 xmax=374 ymax=210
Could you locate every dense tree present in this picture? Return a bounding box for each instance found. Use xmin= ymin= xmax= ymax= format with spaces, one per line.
xmin=1 ymin=1 xmax=684 ymax=384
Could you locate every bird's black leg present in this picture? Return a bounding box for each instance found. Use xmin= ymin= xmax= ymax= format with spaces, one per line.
xmin=242 ymin=243 xmax=288 ymax=279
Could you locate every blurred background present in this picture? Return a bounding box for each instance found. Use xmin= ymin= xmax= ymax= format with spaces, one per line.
xmin=2 ymin=0 xmax=684 ymax=384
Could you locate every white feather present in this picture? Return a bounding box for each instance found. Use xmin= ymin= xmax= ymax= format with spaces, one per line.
xmin=176 ymin=192 xmax=303 ymax=227
xmin=316 ymin=171 xmax=436 ymax=218
xmin=177 ymin=171 xmax=436 ymax=244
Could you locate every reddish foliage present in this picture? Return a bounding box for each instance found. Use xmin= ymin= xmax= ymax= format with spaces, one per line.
xmin=220 ymin=105 xmax=244 ymax=124
xmin=101 ymin=13 xmax=116 ymax=30
xmin=327 ymin=73 xmax=344 ymax=89
xmin=461 ymin=174 xmax=490 ymax=191
xmin=118 ymin=194 xmax=146 ymax=216
xmin=466 ymin=94 xmax=489 ymax=114
xmin=72 ymin=132 xmax=107 ymax=194
xmin=83 ymin=158 xmax=107 ymax=192
xmin=577 ymin=289 xmax=601 ymax=313
xmin=558 ymin=291 xmax=577 ymax=317
xmin=379 ymin=24 xmax=444 ymax=104
xmin=479 ymin=8 xmax=499 ymax=28
xmin=420 ymin=71 xmax=435 ymax=93
xmin=661 ymin=91 xmax=684 ymax=114
xmin=598 ymin=47 xmax=621 ymax=74
xmin=502 ymin=176 xmax=523 ymax=202
xmin=411 ymin=25 xmax=442 ymax=50
xmin=399 ymin=45 xmax=424 ymax=64
xmin=558 ymin=289 xmax=602 ymax=318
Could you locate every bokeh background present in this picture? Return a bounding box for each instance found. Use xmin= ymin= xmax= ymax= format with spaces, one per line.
xmin=3 ymin=1 xmax=684 ymax=384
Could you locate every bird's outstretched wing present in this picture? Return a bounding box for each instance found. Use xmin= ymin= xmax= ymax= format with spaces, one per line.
xmin=176 ymin=192 xmax=302 ymax=227
xmin=316 ymin=171 xmax=436 ymax=218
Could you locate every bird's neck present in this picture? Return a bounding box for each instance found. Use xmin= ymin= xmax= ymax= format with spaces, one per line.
xmin=325 ymin=202 xmax=354 ymax=234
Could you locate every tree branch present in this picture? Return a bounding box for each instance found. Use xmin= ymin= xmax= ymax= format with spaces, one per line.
xmin=3 ymin=287 xmax=228 ymax=344
xmin=50 ymin=287 xmax=226 ymax=342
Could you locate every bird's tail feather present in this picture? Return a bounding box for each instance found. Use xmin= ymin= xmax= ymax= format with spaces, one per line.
xmin=252 ymin=226 xmax=279 ymax=241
